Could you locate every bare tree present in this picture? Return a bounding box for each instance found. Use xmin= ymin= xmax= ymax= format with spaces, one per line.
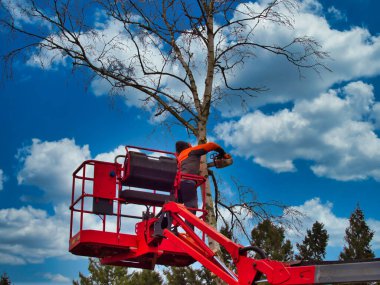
xmin=0 ymin=0 xmax=327 ymax=264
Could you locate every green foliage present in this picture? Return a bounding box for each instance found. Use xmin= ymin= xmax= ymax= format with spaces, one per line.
xmin=339 ymin=205 xmax=375 ymax=260
xmin=251 ymin=219 xmax=294 ymax=261
xmin=164 ymin=266 xmax=202 ymax=285
xmin=163 ymin=265 xmax=217 ymax=285
xmin=0 ymin=273 xmax=11 ymax=285
xmin=75 ymin=258 xmax=218 ymax=285
xmin=73 ymin=258 xmax=130 ymax=285
xmin=219 ymin=225 xmax=234 ymax=269
xmin=129 ymin=269 xmax=162 ymax=285
xmin=197 ymin=267 xmax=217 ymax=285
xmin=296 ymin=221 xmax=329 ymax=261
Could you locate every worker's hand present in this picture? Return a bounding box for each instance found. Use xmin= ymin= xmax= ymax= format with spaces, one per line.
xmin=223 ymin=153 xmax=232 ymax=159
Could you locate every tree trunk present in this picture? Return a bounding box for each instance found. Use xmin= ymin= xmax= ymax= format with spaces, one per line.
xmin=197 ymin=121 xmax=226 ymax=285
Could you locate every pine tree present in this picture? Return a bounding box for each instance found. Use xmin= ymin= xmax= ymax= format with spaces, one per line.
xmin=0 ymin=273 xmax=12 ymax=285
xmin=128 ymin=269 xmax=162 ymax=285
xmin=296 ymin=221 xmax=329 ymax=261
xmin=251 ymin=219 xmax=294 ymax=261
xmin=73 ymin=258 xmax=130 ymax=285
xmin=197 ymin=267 xmax=217 ymax=285
xmin=219 ymin=225 xmax=234 ymax=269
xmin=164 ymin=266 xmax=203 ymax=285
xmin=340 ymin=205 xmax=375 ymax=260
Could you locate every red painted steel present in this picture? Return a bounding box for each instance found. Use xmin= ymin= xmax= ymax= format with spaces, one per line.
xmin=69 ymin=146 xmax=207 ymax=270
xmin=69 ymin=230 xmax=137 ymax=257
xmin=93 ymin=163 xmax=117 ymax=199
xmin=69 ymin=146 xmax=323 ymax=285
xmin=159 ymin=202 xmax=317 ymax=285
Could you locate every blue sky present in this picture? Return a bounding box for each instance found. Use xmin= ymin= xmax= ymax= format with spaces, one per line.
xmin=1 ymin=0 xmax=380 ymax=284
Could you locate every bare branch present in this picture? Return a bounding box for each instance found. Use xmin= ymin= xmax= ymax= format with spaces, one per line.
xmin=216 ymin=176 xmax=304 ymax=243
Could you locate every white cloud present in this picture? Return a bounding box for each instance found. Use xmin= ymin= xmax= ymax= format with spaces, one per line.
xmin=30 ymin=17 xmax=167 ymax=113
xmin=216 ymin=197 xmax=380 ymax=253
xmin=343 ymin=81 xmax=375 ymax=118
xmin=17 ymin=138 xmax=91 ymax=202
xmin=0 ymin=169 xmax=5 ymax=190
xmin=0 ymin=252 xmax=26 ymax=265
xmin=0 ymin=205 xmax=68 ymax=264
xmin=215 ymin=81 xmax=380 ymax=181
xmin=371 ymin=103 xmax=380 ymax=129
xmin=94 ymin=144 xmax=126 ymax=162
xmin=327 ymin=6 xmax=347 ymax=21
xmin=16 ymin=139 xmax=149 ymax=205
xmin=2 ymin=0 xmax=44 ymax=27
xmin=285 ymin=198 xmax=347 ymax=247
xmin=86 ymin=19 xmax=212 ymax=122
xmin=368 ymin=219 xmax=380 ymax=250
xmin=8 ymin=140 xmax=149 ymax=264
xmin=216 ymin=1 xmax=380 ymax=116
xmin=43 ymin=273 xmax=71 ymax=283
xmin=286 ymin=198 xmax=380 ymax=251
xmin=27 ymin=48 xmax=67 ymax=70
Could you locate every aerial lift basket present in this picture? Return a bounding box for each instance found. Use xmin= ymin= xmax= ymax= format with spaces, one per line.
xmin=69 ymin=146 xmax=206 ymax=269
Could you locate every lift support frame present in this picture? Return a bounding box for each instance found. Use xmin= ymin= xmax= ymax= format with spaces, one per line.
xmin=141 ymin=202 xmax=380 ymax=285
xmin=69 ymin=146 xmax=380 ymax=285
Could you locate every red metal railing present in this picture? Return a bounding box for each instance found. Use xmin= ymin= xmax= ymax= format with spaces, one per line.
xmin=69 ymin=146 xmax=208 ymax=241
xmin=70 ymin=160 xmax=127 ymax=239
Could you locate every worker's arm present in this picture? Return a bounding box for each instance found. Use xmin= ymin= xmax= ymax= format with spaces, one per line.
xmin=197 ymin=142 xmax=225 ymax=154
xmin=178 ymin=142 xmax=229 ymax=160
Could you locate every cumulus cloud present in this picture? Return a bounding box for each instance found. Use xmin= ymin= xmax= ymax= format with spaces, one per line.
xmin=0 ymin=252 xmax=26 ymax=265
xmin=327 ymin=6 xmax=347 ymax=21
xmin=216 ymin=1 xmax=380 ymax=116
xmin=286 ymin=198 xmax=380 ymax=251
xmin=27 ymin=48 xmax=67 ymax=70
xmin=1 ymin=0 xmax=49 ymax=27
xmin=285 ymin=198 xmax=347 ymax=247
xmin=94 ymin=144 xmax=126 ymax=162
xmin=372 ymin=103 xmax=380 ymax=129
xmin=17 ymin=138 xmax=91 ymax=202
xmin=217 ymin=196 xmax=380 ymax=252
xmin=86 ymin=19 xmax=211 ymax=121
xmin=16 ymin=139 xmax=150 ymax=205
xmin=0 ymin=205 xmax=68 ymax=264
xmin=368 ymin=219 xmax=380 ymax=250
xmin=43 ymin=273 xmax=71 ymax=283
xmin=30 ymin=17 xmax=166 ymax=112
xmin=7 ymin=140 xmax=148 ymax=264
xmin=215 ymin=81 xmax=380 ymax=181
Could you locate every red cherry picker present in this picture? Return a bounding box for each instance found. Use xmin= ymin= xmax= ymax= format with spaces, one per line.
xmin=69 ymin=146 xmax=380 ymax=284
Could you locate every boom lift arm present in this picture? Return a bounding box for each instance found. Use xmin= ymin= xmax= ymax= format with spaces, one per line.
xmin=69 ymin=145 xmax=380 ymax=285
xmin=149 ymin=202 xmax=380 ymax=285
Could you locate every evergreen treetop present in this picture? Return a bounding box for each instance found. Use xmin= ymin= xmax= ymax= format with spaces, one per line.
xmin=251 ymin=219 xmax=294 ymax=261
xmin=339 ymin=205 xmax=375 ymax=260
xmin=0 ymin=273 xmax=12 ymax=285
xmin=296 ymin=221 xmax=329 ymax=261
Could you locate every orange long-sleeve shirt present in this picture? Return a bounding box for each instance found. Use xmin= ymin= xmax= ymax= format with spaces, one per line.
xmin=177 ymin=142 xmax=225 ymax=175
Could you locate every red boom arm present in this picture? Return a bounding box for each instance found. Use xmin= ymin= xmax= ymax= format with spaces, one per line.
xmin=69 ymin=147 xmax=380 ymax=285
xmin=156 ymin=202 xmax=380 ymax=285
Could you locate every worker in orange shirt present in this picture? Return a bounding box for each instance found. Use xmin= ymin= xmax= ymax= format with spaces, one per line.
xmin=175 ymin=141 xmax=231 ymax=228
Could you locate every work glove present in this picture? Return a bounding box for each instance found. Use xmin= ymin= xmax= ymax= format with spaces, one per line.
xmin=216 ymin=152 xmax=231 ymax=160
